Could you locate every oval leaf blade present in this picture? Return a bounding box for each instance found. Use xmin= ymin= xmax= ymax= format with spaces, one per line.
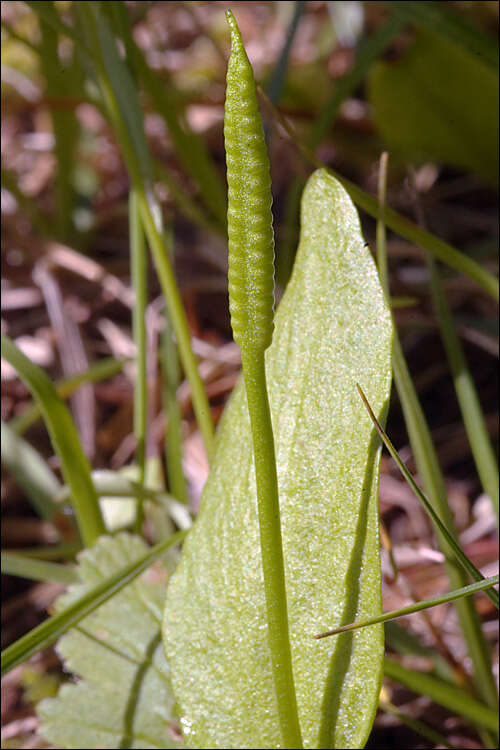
xmin=163 ymin=169 xmax=393 ymax=749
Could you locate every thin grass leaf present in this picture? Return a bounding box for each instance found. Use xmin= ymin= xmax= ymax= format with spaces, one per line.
xmin=1 ymin=335 xmax=106 ymax=547
xmin=378 ymin=699 xmax=453 ymax=750
xmin=375 ymin=159 xmax=499 ymax=716
xmin=24 ymin=0 xmax=89 ymax=52
xmin=266 ymin=1 xmax=306 ymax=105
xmin=315 ymin=575 xmax=499 ymax=638
xmin=129 ymin=189 xmax=148 ymax=531
xmin=1 ymin=552 xmax=79 ymax=585
xmin=1 ymin=19 xmax=41 ymax=54
xmin=160 ymin=300 xmax=188 ymax=505
xmin=38 ymin=1 xmax=81 ymax=241
xmin=278 ymin=13 xmax=405 ymax=284
xmin=7 ymin=543 xmax=82 ymax=561
xmin=384 ymin=621 xmax=458 ymax=686
xmin=55 ymin=468 xmax=193 ymax=531
xmin=1 ymin=420 xmax=61 ymax=521
xmin=387 ymin=1 xmax=499 ymax=71
xmin=260 ymin=90 xmax=500 ymax=300
xmin=427 ymin=258 xmax=499 ymax=526
xmin=383 ymin=658 xmax=499 ymax=732
xmin=107 ymin=0 xmax=227 ymax=229
xmin=334 ymin=168 xmax=498 ymax=300
xmin=76 ymin=2 xmax=215 ymax=461
xmin=307 ymin=15 xmax=405 ymax=152
xmin=1 ymin=168 xmax=50 ymax=235
xmin=1 ymin=529 xmax=187 ymax=677
xmin=357 ymin=385 xmax=498 ymax=610
xmin=154 ymin=160 xmax=224 ymax=236
xmin=11 ymin=357 xmax=125 ymax=436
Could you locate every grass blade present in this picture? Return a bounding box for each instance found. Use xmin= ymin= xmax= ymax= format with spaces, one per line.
xmin=24 ymin=0 xmax=89 ymax=52
xmin=357 ymin=385 xmax=498 ymax=609
xmin=1 ymin=336 xmax=106 ymax=547
xmin=55 ymin=469 xmax=193 ymax=531
xmin=38 ymin=1 xmax=81 ymax=241
xmin=260 ymin=91 xmax=499 ymax=300
xmin=107 ymin=0 xmax=227 ymax=229
xmin=76 ymin=2 xmax=215 ymax=461
xmin=375 ymin=156 xmax=499 ymax=716
xmin=278 ymin=12 xmax=405 ymax=284
xmin=315 ymin=575 xmax=499 ymax=638
xmin=384 ymin=658 xmax=499 ymax=732
xmin=378 ymin=698 xmax=453 ymax=749
xmin=307 ymin=15 xmax=405 ymax=151
xmin=337 ymin=169 xmax=498 ymax=300
xmin=11 ymin=357 xmax=125 ymax=436
xmin=1 ymin=529 xmax=187 ymax=677
xmin=129 ymin=189 xmax=148 ymax=531
xmin=154 ymin=160 xmax=224 ymax=236
xmin=385 ymin=621 xmax=459 ymax=686
xmin=161 ymin=303 xmax=188 ymax=505
xmin=1 ymin=18 xmax=41 ymax=54
xmin=1 ymin=552 xmax=79 ymax=585
xmin=1 ymin=420 xmax=61 ymax=521
xmin=427 ymin=258 xmax=499 ymax=525
xmin=266 ymin=1 xmax=306 ymax=105
xmin=7 ymin=543 xmax=82 ymax=561
xmin=1 ymin=168 xmax=50 ymax=235
xmin=387 ymin=1 xmax=498 ymax=71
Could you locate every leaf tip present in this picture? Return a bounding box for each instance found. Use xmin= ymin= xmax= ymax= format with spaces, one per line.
xmin=225 ymin=9 xmax=241 ymax=46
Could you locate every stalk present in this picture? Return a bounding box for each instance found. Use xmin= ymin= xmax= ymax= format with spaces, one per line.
xmin=242 ymin=353 xmax=303 ymax=748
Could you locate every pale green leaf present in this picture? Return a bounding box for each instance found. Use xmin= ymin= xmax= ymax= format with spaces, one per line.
xmin=163 ymin=169 xmax=393 ymax=749
xmin=38 ymin=533 xmax=184 ymax=750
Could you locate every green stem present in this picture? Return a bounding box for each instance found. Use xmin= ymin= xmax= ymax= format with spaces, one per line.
xmin=241 ymin=352 xmax=303 ymax=750
xmin=161 ymin=304 xmax=189 ymax=505
xmin=129 ymin=189 xmax=148 ymax=531
xmin=136 ymin=190 xmax=215 ymax=462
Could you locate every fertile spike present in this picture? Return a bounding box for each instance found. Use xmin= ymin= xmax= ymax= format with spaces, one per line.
xmin=224 ymin=9 xmax=275 ymax=354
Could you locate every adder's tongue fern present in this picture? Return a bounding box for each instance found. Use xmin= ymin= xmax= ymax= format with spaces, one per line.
xmin=223 ymin=10 xmax=303 ymax=749
xmin=224 ymin=9 xmax=275 ymax=355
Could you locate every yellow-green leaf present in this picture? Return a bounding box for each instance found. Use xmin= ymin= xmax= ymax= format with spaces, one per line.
xmin=163 ymin=169 xmax=393 ymax=749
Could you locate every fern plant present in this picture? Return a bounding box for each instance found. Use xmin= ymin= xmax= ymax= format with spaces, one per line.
xmin=1 ymin=3 xmax=498 ymax=749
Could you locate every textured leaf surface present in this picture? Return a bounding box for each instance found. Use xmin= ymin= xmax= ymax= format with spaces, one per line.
xmin=39 ymin=533 xmax=183 ymax=750
xmin=368 ymin=29 xmax=499 ymax=185
xmin=163 ymin=170 xmax=393 ymax=749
